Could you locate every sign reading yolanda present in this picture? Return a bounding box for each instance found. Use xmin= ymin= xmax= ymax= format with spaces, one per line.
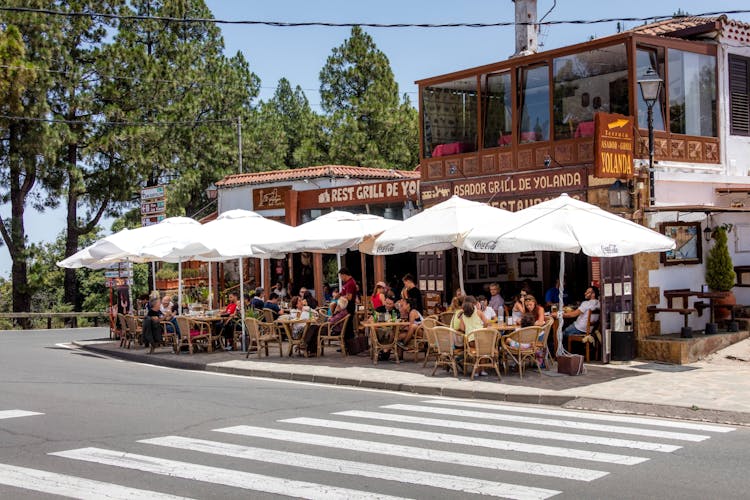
xmin=594 ymin=112 xmax=634 ymax=179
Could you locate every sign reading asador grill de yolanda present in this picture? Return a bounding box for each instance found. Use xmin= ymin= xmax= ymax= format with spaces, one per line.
xmin=594 ymin=112 xmax=635 ymax=179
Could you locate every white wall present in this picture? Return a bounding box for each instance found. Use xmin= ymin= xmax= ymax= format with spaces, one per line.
xmin=647 ymin=212 xmax=750 ymax=333
xmin=720 ymin=41 xmax=750 ymax=177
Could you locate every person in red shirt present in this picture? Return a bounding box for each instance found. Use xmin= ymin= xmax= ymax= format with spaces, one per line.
xmin=338 ymin=268 xmax=359 ymax=339
xmin=218 ymin=292 xmax=239 ymax=349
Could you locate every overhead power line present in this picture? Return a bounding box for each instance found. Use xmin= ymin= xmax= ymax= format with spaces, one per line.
xmin=0 ymin=7 xmax=749 ymax=29
xmin=0 ymin=114 xmax=235 ymax=126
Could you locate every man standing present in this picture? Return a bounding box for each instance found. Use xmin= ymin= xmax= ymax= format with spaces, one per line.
xmin=338 ymin=267 xmax=358 ymax=339
xmin=562 ymin=286 xmax=600 ymax=339
xmin=488 ymin=283 xmax=505 ymax=320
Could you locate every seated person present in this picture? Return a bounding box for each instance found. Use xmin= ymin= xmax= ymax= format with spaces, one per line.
xmin=327 ymin=288 xmax=341 ymax=316
xmin=454 ymin=296 xmax=487 ymax=347
xmin=163 ymin=307 xmax=180 ymax=338
xmin=286 ymin=296 xmax=311 ymax=339
xmin=507 ymin=313 xmax=537 ymax=349
xmin=250 ymin=287 xmax=265 ymax=310
xmin=397 ymin=298 xmax=424 ymax=348
xmin=488 ymin=283 xmax=505 ymax=320
xmin=302 ymin=290 xmax=318 ymax=309
xmin=160 ymin=294 xmax=175 ymax=315
xmin=562 ymin=286 xmax=600 ymax=340
xmin=218 ymin=292 xmax=239 ymax=349
xmin=304 ymin=297 xmax=349 ymax=354
xmin=263 ymin=292 xmax=283 ymax=318
xmin=544 ymin=279 xmax=569 ymax=308
xmin=477 ymin=295 xmax=496 ymax=322
xmin=522 ymin=294 xmax=546 ymax=326
xmin=371 ymin=282 xmax=387 ymax=313
xmin=142 ymin=297 xmax=164 ymax=353
xmin=511 ymin=291 xmax=528 ymax=324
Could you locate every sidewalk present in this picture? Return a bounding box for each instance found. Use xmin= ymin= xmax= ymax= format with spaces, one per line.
xmin=75 ymin=336 xmax=750 ymax=426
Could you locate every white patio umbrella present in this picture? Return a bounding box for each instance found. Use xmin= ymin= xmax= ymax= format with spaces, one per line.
xmin=458 ymin=193 xmax=676 ymax=355
xmin=365 ymin=195 xmax=515 ymax=291
xmin=257 ymin=210 xmax=401 ymax=301
xmin=195 ymin=209 xmax=297 ymax=351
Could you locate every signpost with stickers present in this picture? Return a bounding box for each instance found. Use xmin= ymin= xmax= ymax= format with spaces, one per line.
xmin=141 ymin=185 xmax=167 ymax=291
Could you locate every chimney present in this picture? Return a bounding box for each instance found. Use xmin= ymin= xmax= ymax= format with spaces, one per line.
xmin=512 ymin=0 xmax=538 ymax=57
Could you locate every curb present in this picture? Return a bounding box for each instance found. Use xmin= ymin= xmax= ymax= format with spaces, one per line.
xmin=76 ymin=342 xmax=749 ymax=426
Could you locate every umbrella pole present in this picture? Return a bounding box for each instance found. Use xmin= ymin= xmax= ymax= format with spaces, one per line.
xmin=261 ymin=258 xmax=265 ymax=289
xmin=208 ymin=263 xmax=213 ymax=310
xmin=151 ymin=262 xmax=156 ymax=293
xmin=557 ymin=252 xmax=566 ymax=357
xmin=178 ymin=258 xmax=183 ymax=315
xmin=361 ymin=251 xmax=368 ymax=318
xmin=457 ymin=248 xmax=465 ymax=294
xmin=127 ymin=259 xmax=133 ymax=314
xmin=239 ymin=257 xmax=246 ymax=352
xmin=337 ymin=253 xmax=342 ymax=290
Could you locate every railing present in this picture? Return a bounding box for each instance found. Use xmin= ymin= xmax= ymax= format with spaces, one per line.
xmin=0 ymin=312 xmax=110 ymax=330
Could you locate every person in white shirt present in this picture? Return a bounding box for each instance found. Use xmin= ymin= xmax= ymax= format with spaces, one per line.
xmin=477 ymin=295 xmax=496 ymax=321
xmin=562 ymin=286 xmax=600 ymax=339
xmin=488 ymin=283 xmax=505 ymax=320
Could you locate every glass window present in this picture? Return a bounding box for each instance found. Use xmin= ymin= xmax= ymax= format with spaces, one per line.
xmin=481 ymin=71 xmax=512 ymax=148
xmin=668 ymin=49 xmax=716 ymax=137
xmin=422 ymin=77 xmax=478 ymax=158
xmin=517 ymin=64 xmax=550 ymax=143
xmin=635 ymin=47 xmax=666 ymax=131
xmin=553 ymin=44 xmax=628 ymax=140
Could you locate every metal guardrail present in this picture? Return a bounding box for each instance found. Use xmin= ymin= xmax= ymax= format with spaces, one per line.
xmin=0 ymin=312 xmax=110 ymax=329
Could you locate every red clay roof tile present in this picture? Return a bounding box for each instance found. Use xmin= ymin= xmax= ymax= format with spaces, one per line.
xmin=216 ymin=165 xmax=419 ymax=188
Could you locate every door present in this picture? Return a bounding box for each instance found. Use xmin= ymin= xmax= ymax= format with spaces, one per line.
xmin=599 ymin=256 xmax=634 ymax=363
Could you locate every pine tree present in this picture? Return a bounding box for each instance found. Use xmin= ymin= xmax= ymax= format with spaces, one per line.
xmin=319 ymin=26 xmax=417 ymax=170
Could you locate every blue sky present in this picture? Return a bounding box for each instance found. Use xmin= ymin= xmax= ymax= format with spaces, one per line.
xmin=3 ymin=0 xmax=750 ymax=277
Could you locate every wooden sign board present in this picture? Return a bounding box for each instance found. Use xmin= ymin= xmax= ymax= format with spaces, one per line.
xmin=594 ymin=112 xmax=635 ymax=179
xmin=253 ymin=185 xmax=291 ymax=211
xmin=297 ymin=179 xmax=419 ymax=209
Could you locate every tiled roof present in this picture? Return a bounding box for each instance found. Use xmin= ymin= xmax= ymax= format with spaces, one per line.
xmin=628 ymin=15 xmax=750 ymax=38
xmin=216 ymin=165 xmax=420 ymax=188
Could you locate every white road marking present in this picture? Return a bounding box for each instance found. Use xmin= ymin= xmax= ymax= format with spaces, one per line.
xmin=281 ymin=417 xmax=648 ymax=465
xmin=50 ymin=447 xmax=409 ymax=500
xmin=142 ymin=435 xmax=560 ymax=500
xmin=383 ymin=403 xmax=708 ymax=442
xmin=421 ymin=399 xmax=736 ymax=433
xmin=0 ymin=462 xmax=193 ymax=499
xmin=214 ymin=425 xmax=607 ymax=482
xmin=0 ymin=410 xmax=43 ymax=420
xmin=336 ymin=410 xmax=681 ymax=453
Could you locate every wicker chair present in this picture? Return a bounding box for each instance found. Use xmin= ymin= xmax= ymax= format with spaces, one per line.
xmin=464 ymin=328 xmax=502 ymax=380
xmin=405 ymin=316 xmax=437 ymax=364
xmin=502 ymin=326 xmax=543 ymax=378
xmin=567 ymin=309 xmax=600 ymax=361
xmin=117 ymin=313 xmax=129 ymax=348
xmin=539 ymin=317 xmax=555 ymax=369
xmin=280 ymin=319 xmax=314 ymax=357
xmin=175 ymin=316 xmax=211 ymax=354
xmin=123 ymin=315 xmax=142 ymax=349
xmin=430 ymin=326 xmax=462 ymax=378
xmin=244 ymin=317 xmax=283 ymax=358
xmin=317 ymin=314 xmax=351 ymax=357
xmin=438 ymin=311 xmax=455 ymax=326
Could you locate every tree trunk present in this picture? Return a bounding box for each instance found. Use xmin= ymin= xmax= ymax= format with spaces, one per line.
xmin=7 ymin=124 xmax=32 ymax=329
xmin=64 ymin=143 xmax=80 ymax=311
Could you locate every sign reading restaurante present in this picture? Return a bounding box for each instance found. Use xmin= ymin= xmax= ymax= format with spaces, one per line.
xmin=594 ymin=112 xmax=635 ymax=179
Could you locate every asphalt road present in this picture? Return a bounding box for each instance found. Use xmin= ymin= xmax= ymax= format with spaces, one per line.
xmin=0 ymin=328 xmax=748 ymax=499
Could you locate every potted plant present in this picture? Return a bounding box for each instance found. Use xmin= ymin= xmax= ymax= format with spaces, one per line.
xmin=705 ymin=225 xmax=737 ymax=333
xmin=155 ymin=267 xmax=179 ymax=290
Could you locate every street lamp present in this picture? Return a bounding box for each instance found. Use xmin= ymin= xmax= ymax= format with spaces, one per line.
xmin=205 ymin=183 xmax=218 ymax=200
xmin=637 ymin=67 xmax=663 ymax=206
xmin=608 ymin=179 xmax=631 ymax=209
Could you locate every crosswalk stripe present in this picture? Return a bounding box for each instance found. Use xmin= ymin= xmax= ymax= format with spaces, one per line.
xmin=0 ymin=410 xmax=43 ymax=420
xmin=335 ymin=410 xmax=681 ymax=453
xmin=215 ymin=425 xmax=606 ymax=482
xmin=421 ymin=399 xmax=735 ymax=433
xmin=280 ymin=417 xmax=648 ymax=465
xmin=0 ymin=462 xmax=193 ymax=499
xmin=382 ymin=404 xmax=708 ymax=442
xmin=142 ymin=435 xmax=560 ymax=500
xmin=50 ymin=447 xmax=408 ymax=500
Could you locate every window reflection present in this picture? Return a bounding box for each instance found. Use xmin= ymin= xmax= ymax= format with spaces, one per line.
xmin=517 ymin=65 xmax=550 ymax=143
xmin=636 ymin=47 xmax=666 ymax=130
xmin=553 ymin=44 xmax=628 ymax=140
xmin=482 ymin=71 xmax=512 ymax=148
xmin=668 ymin=50 xmax=716 ymax=137
xmin=422 ymin=77 xmax=478 ymax=158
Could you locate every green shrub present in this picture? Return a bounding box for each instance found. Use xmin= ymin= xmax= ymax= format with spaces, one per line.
xmin=705 ymin=226 xmax=736 ymax=292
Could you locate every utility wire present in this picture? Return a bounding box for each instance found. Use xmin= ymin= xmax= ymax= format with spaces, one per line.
xmin=0 ymin=114 xmax=235 ymax=126
xmin=0 ymin=6 xmax=749 ymax=28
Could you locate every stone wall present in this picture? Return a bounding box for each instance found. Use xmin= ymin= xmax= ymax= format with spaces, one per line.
xmin=634 ymin=252 xmax=662 ymax=341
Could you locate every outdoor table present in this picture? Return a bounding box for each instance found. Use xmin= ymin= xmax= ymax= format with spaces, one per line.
xmin=275 ymin=316 xmax=322 ymax=356
xmin=361 ymin=320 xmax=409 ymax=365
xmin=697 ymin=292 xmax=731 ymax=324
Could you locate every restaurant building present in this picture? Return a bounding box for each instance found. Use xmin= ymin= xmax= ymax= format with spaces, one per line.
xmin=214 ymin=165 xmax=420 ymax=301
xmin=414 ymin=8 xmax=750 ymax=361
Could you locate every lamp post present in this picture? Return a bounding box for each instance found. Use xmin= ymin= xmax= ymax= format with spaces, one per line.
xmin=637 ymin=67 xmax=663 ymax=206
